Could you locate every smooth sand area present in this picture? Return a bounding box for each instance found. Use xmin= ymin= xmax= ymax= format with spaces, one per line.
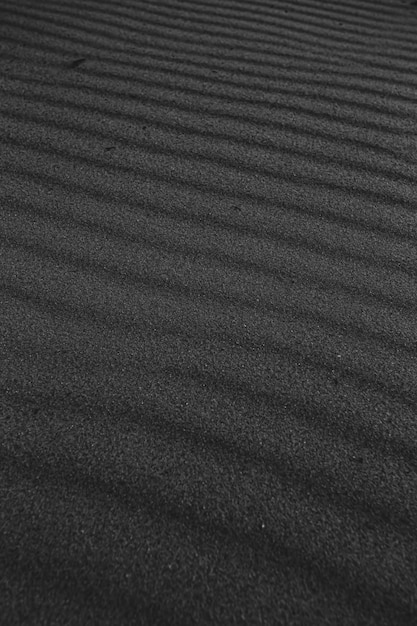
xmin=1 ymin=0 xmax=417 ymax=624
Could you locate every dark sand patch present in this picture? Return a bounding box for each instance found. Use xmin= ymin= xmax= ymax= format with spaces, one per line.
xmin=1 ymin=1 xmax=417 ymax=624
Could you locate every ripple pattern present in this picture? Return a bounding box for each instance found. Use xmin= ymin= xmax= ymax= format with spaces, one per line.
xmin=1 ymin=1 xmax=417 ymax=625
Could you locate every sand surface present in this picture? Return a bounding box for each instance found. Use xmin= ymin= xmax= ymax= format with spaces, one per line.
xmin=1 ymin=0 xmax=417 ymax=624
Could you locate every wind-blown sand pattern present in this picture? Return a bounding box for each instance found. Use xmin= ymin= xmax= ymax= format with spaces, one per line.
xmin=1 ymin=0 xmax=417 ymax=624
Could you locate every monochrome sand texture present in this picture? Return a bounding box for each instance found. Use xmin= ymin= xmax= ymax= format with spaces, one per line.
xmin=1 ymin=0 xmax=417 ymax=624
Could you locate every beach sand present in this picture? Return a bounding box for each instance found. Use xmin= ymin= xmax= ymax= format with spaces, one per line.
xmin=1 ymin=0 xmax=417 ymax=624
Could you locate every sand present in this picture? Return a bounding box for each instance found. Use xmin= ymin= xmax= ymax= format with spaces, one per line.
xmin=1 ymin=0 xmax=417 ymax=624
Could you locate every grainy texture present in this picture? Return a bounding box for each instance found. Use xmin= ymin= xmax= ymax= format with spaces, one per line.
xmin=1 ymin=1 xmax=417 ymax=624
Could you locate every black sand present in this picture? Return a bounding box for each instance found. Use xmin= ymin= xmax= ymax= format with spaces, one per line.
xmin=1 ymin=0 xmax=417 ymax=624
